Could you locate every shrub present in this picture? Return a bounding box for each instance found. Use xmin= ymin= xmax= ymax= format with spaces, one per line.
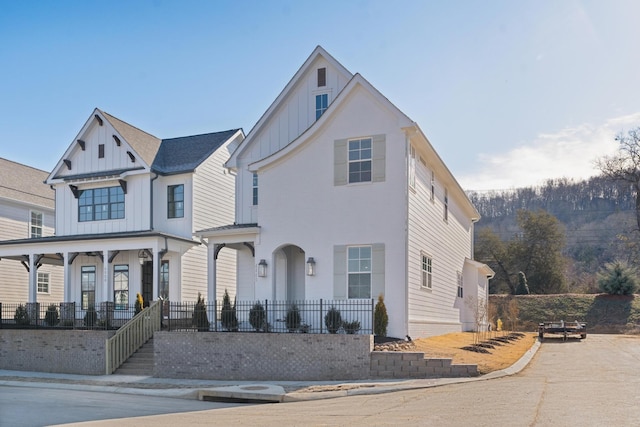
xmin=84 ymin=306 xmax=97 ymax=327
xmin=45 ymin=304 xmax=60 ymax=326
xmin=192 ymin=292 xmax=210 ymax=331
xmin=249 ymin=302 xmax=267 ymax=332
xmin=220 ymin=289 xmax=238 ymax=331
xmin=14 ymin=304 xmax=30 ymax=326
xmin=515 ymin=271 xmax=530 ymax=295
xmin=285 ymin=304 xmax=302 ymax=332
xmin=343 ymin=319 xmax=361 ymax=334
xmin=597 ymin=260 xmax=639 ymax=295
xmin=324 ymin=306 xmax=342 ymax=334
xmin=374 ymin=294 xmax=388 ymax=336
xmin=135 ymin=293 xmax=144 ymax=315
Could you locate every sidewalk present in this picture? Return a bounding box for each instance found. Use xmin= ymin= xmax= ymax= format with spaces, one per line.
xmin=0 ymin=340 xmax=540 ymax=403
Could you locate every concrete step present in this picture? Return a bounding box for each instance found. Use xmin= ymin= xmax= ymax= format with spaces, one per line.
xmin=113 ymin=338 xmax=155 ymax=376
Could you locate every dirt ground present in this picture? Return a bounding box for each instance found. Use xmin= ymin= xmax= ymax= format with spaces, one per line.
xmin=412 ymin=331 xmax=538 ymax=374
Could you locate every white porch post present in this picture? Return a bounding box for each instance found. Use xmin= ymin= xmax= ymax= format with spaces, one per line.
xmin=153 ymin=248 xmax=159 ymax=301
xmin=63 ymin=251 xmax=71 ymax=302
xmin=28 ymin=253 xmax=37 ymax=303
xmin=207 ymin=243 xmax=217 ymax=302
xmin=102 ymin=250 xmax=109 ymax=305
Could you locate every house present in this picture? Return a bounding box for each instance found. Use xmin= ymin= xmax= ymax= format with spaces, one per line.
xmin=0 ymin=158 xmax=63 ymax=304
xmin=196 ymin=46 xmax=494 ymax=338
xmin=0 ymin=109 xmax=243 ymax=312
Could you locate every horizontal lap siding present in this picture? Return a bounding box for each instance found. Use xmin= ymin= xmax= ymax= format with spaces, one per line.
xmin=407 ymin=160 xmax=472 ymax=336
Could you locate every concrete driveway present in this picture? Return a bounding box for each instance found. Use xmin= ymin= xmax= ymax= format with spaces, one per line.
xmin=61 ymin=334 xmax=640 ymax=426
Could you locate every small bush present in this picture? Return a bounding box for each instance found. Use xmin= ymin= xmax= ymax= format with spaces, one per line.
xmin=324 ymin=306 xmax=342 ymax=334
xmin=45 ymin=304 xmax=60 ymax=326
xmin=343 ymin=319 xmax=361 ymax=334
xmin=84 ymin=306 xmax=97 ymax=327
xmin=14 ymin=305 xmax=30 ymax=326
xmin=374 ymin=294 xmax=388 ymax=336
xmin=285 ymin=305 xmax=302 ymax=332
xmin=220 ymin=289 xmax=238 ymax=331
xmin=192 ymin=292 xmax=210 ymax=331
xmin=249 ymin=302 xmax=267 ymax=332
xmin=597 ymin=260 xmax=639 ymax=295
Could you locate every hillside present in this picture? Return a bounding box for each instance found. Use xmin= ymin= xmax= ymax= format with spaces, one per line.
xmin=490 ymin=294 xmax=640 ymax=333
xmin=469 ymin=176 xmax=639 ymax=292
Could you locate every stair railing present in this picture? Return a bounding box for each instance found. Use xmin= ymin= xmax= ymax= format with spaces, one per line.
xmin=105 ymin=300 xmax=162 ymax=374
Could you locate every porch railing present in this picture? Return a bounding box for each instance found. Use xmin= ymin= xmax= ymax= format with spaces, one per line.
xmin=105 ymin=300 xmax=162 ymax=375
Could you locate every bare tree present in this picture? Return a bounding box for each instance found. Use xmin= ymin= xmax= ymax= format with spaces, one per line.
xmin=596 ymin=127 xmax=640 ymax=231
xmin=465 ymin=295 xmax=488 ymax=344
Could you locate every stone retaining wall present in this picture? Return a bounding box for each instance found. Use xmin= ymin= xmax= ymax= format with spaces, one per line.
xmin=0 ymin=329 xmax=113 ymax=375
xmin=370 ymin=351 xmax=479 ymax=378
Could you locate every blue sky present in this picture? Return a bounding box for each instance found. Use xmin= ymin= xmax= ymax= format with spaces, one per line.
xmin=1 ymin=0 xmax=639 ymax=191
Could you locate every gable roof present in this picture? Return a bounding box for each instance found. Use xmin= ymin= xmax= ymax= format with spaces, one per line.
xmin=152 ymin=129 xmax=242 ymax=175
xmin=227 ymin=46 xmax=352 ymax=168
xmin=100 ymin=109 xmax=162 ymax=166
xmin=0 ymin=158 xmax=54 ymax=209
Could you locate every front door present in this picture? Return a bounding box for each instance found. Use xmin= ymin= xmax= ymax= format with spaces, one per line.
xmin=142 ymin=261 xmax=153 ymax=307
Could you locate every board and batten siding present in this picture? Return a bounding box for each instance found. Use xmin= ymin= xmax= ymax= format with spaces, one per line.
xmin=55 ymin=174 xmax=151 ymax=236
xmin=407 ymin=154 xmax=474 ymax=338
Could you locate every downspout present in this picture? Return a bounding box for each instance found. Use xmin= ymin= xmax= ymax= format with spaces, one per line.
xmin=150 ymin=172 xmax=159 ymax=230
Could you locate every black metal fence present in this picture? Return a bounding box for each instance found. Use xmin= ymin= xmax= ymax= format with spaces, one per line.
xmin=1 ymin=299 xmax=375 ymax=334
xmin=166 ymin=299 xmax=374 ymax=334
xmin=0 ymin=302 xmax=140 ymax=330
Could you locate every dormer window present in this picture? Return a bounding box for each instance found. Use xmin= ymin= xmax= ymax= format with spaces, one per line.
xmin=317 ymin=67 xmax=326 ymax=87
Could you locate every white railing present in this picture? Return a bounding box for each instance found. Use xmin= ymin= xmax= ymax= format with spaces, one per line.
xmin=105 ymin=300 xmax=162 ymax=375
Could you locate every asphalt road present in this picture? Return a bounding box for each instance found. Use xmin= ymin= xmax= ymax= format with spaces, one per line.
xmin=60 ymin=334 xmax=640 ymax=427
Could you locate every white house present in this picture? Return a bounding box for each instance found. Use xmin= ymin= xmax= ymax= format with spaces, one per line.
xmin=0 ymin=109 xmax=243 ymax=311
xmin=0 ymin=158 xmax=63 ymax=304
xmin=197 ymin=46 xmax=493 ymax=338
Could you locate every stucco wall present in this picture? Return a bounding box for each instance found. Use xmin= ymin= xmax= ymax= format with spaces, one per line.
xmin=154 ymin=331 xmax=373 ymax=381
xmin=0 ymin=330 xmax=113 ymax=374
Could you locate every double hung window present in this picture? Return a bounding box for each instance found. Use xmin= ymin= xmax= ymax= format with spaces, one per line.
xmin=348 ymin=246 xmax=372 ymax=298
xmin=168 ymin=185 xmax=184 ymax=218
xmin=348 ymin=138 xmax=372 ymax=183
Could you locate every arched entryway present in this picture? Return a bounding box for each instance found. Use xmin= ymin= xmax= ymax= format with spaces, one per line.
xmin=273 ymin=244 xmax=306 ymax=301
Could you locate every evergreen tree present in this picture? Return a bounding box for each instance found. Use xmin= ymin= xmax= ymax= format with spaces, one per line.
xmin=374 ymin=294 xmax=388 ymax=336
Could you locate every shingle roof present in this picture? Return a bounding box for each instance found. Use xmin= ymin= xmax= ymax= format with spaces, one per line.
xmin=0 ymin=158 xmax=54 ymax=209
xmin=152 ymin=129 xmax=240 ymax=175
xmin=100 ymin=110 xmax=162 ymax=166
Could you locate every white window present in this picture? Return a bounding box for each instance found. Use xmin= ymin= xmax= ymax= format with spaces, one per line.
xmin=348 ymin=246 xmax=371 ymax=298
xmin=37 ymin=272 xmax=49 ymax=294
xmin=421 ymin=253 xmax=432 ymax=289
xmin=409 ymin=145 xmax=416 ymax=189
xmin=457 ymin=271 xmax=463 ymax=298
xmin=430 ymin=171 xmax=435 ymax=202
xmin=114 ymin=265 xmax=129 ymax=309
xmin=160 ymin=261 xmax=169 ymax=299
xmin=315 ymin=93 xmax=328 ymax=119
xmin=81 ymin=266 xmax=96 ymax=310
xmin=30 ymin=211 xmax=43 ymax=238
xmin=348 ymin=138 xmax=372 ymax=183
xmin=252 ymin=173 xmax=258 ymax=206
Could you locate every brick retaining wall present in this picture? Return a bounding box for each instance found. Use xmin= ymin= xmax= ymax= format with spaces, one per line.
xmin=370 ymin=351 xmax=478 ymax=378
xmin=154 ymin=331 xmax=373 ymax=381
xmin=0 ymin=329 xmax=113 ymax=375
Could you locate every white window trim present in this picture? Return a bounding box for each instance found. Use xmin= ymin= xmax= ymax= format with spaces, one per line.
xmin=457 ymin=271 xmax=463 ymax=298
xmin=315 ymin=92 xmax=330 ymax=120
xmin=421 ymin=252 xmax=433 ymax=290
xmin=347 ymin=137 xmax=373 ymax=184
xmin=347 ymin=245 xmax=372 ymax=299
xmin=430 ymin=171 xmax=436 ymax=203
xmin=37 ymin=272 xmax=49 ymax=294
xmin=444 ymin=188 xmax=449 ymax=222
xmin=30 ymin=210 xmax=43 ymax=238
xmin=408 ymin=144 xmax=416 ymax=190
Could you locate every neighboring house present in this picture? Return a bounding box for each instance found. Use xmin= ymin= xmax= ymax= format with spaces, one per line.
xmin=0 ymin=158 xmax=63 ymax=304
xmin=0 ymin=109 xmax=243 ymax=309
xmin=197 ymin=46 xmax=494 ymax=338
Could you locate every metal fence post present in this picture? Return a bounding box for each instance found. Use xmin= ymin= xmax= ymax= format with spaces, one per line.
xmin=320 ymin=299 xmax=323 ymax=334
xmin=371 ymin=298 xmax=375 ymax=335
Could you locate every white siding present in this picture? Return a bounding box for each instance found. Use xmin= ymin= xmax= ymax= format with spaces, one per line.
xmin=153 ymin=174 xmax=193 ymax=238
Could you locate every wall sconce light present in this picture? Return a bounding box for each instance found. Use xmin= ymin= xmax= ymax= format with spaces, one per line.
xmin=138 ymin=249 xmax=149 ymax=265
xmin=306 ymin=257 xmax=316 ymax=276
xmin=257 ymin=259 xmax=267 ymax=277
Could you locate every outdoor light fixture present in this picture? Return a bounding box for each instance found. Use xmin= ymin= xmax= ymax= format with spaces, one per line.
xmin=306 ymin=257 xmax=316 ymax=276
xmin=138 ymin=249 xmax=148 ymax=265
xmin=257 ymin=259 xmax=267 ymax=277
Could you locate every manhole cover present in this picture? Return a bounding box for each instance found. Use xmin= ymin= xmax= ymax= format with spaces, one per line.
xmin=241 ymin=386 xmax=269 ymax=391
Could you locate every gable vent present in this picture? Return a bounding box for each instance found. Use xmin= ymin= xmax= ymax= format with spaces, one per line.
xmin=112 ymin=135 xmax=121 ymax=146
xmin=94 ymin=115 xmax=103 ymax=126
xmin=77 ymin=139 xmax=85 ymax=151
xmin=317 ymin=67 xmax=326 ymax=87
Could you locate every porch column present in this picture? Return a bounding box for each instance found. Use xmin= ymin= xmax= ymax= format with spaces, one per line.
xmin=28 ymin=253 xmax=38 ymax=303
xmin=152 ymin=248 xmax=159 ymax=301
xmin=102 ymin=249 xmax=109 ymax=305
xmin=207 ymin=243 xmax=217 ymax=302
xmin=63 ymin=251 xmax=71 ymax=302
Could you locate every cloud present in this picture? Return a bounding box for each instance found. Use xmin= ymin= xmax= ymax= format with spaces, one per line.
xmin=458 ymin=112 xmax=640 ymax=191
